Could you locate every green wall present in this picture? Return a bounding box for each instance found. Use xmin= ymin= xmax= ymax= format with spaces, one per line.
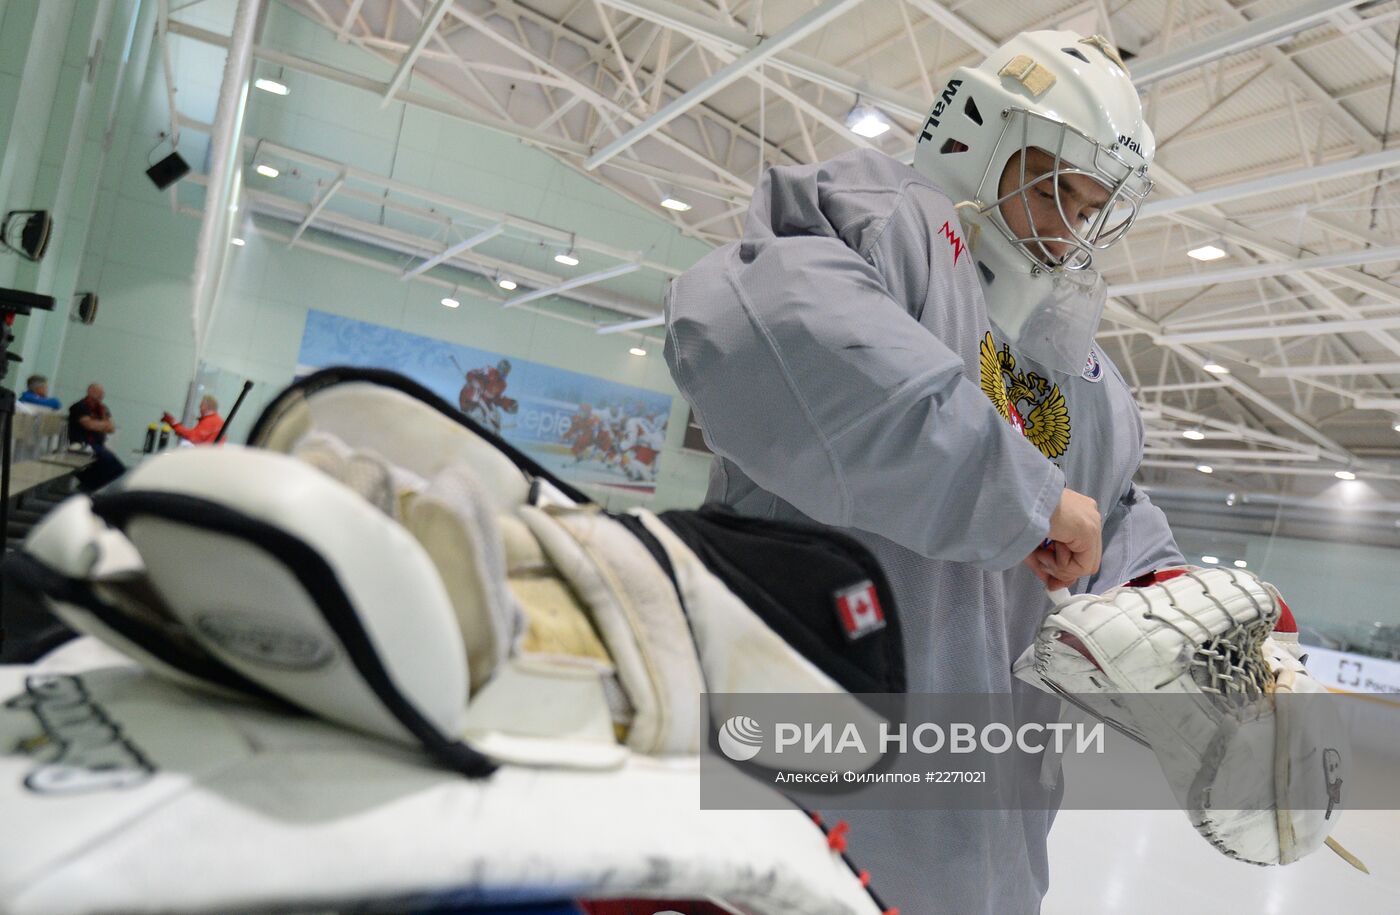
xmin=13 ymin=0 xmax=716 ymax=510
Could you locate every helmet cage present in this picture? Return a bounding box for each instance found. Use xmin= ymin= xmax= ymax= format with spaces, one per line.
xmin=976 ymin=108 xmax=1152 ymax=272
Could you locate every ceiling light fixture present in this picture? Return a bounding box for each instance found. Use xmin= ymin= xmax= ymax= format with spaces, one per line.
xmin=255 ymin=164 xmax=279 ymax=178
xmin=845 ymin=100 xmax=893 ymax=139
xmin=554 ymin=252 xmax=579 ymax=266
xmin=1182 ymin=429 xmax=1206 ymax=441
xmin=230 ymin=237 xmax=245 ymax=246
xmin=1335 ymin=470 xmax=1357 ymax=481
xmin=1201 ymin=555 xmax=1219 ymax=564
xmin=441 ymin=297 xmax=460 ymax=308
xmin=498 ymin=278 xmax=517 ymax=291
xmin=1233 ymin=560 xmax=1248 ymax=568
xmin=1202 ymin=362 xmax=1230 ymax=375
xmin=1196 ymin=464 xmax=1213 ymax=474
xmin=629 ymin=347 xmax=647 ymax=357
xmin=660 ymin=196 xmax=691 ymax=212
xmin=254 ymin=78 xmax=289 ymax=96
xmin=1187 ymin=244 xmax=1227 ymax=261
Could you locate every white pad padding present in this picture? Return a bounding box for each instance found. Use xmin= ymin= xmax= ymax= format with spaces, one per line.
xmin=0 ymin=642 xmax=882 ymax=915
xmin=118 ymin=447 xmax=469 ymax=747
xmin=520 ymin=506 xmax=705 ymax=755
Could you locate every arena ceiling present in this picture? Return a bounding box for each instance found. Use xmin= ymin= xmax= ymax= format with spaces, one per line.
xmin=169 ymin=0 xmax=1400 ymax=499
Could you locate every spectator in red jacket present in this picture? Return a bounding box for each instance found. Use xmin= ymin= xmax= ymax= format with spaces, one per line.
xmin=163 ymin=395 xmax=224 ymax=445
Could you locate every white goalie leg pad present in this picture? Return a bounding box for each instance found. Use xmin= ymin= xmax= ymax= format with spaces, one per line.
xmin=13 ymin=496 xmax=255 ymax=700
xmin=520 ymin=505 xmax=705 ymax=756
xmin=102 ymin=447 xmax=474 ymax=758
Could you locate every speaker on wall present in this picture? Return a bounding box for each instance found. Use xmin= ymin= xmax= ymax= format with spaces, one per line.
xmin=146 ymin=151 xmax=190 ymax=191
xmin=72 ymin=292 xmax=99 ymax=325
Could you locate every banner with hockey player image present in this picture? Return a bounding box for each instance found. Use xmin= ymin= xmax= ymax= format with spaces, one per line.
xmin=295 ymin=310 xmax=672 ymax=493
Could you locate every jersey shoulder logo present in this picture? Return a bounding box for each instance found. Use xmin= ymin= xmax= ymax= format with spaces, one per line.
xmin=1082 ymin=346 xmax=1104 ymax=383
xmin=978 ymin=331 xmax=1071 ymax=460
xmin=938 ymin=220 xmax=966 ymax=266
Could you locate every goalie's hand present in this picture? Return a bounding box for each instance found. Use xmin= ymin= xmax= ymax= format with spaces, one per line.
xmin=1025 ymin=487 xmax=1101 ymax=590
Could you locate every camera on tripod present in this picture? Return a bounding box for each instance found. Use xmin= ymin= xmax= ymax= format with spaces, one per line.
xmin=0 ymin=286 xmax=56 ymax=384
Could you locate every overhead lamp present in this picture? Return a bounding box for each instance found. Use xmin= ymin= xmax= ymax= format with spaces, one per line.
xmin=1233 ymin=560 xmax=1248 ymax=568
xmin=1202 ymin=362 xmax=1230 ymax=375
xmin=660 ymin=196 xmax=691 ymax=212
xmin=1196 ymin=464 xmax=1213 ymax=474
xmin=554 ymin=252 xmax=579 ymax=266
xmin=1187 ymin=243 xmax=1227 ymax=262
xmin=498 ymin=278 xmax=517 ymax=291
xmin=230 ymin=237 xmax=245 ymax=247
xmin=845 ymin=101 xmax=893 ymax=139
xmin=629 ymin=347 xmax=647 ymax=357
xmin=255 ymin=164 xmax=279 ymax=178
xmin=1182 ymin=429 xmax=1206 ymax=441
xmin=1392 ymin=420 xmax=1400 ymax=432
xmin=254 ymin=78 xmax=289 ymax=96
xmin=1335 ymin=470 xmax=1357 ymax=481
xmin=441 ymin=296 xmax=460 ymax=308
xmin=1201 ymin=555 xmax=1219 ymax=564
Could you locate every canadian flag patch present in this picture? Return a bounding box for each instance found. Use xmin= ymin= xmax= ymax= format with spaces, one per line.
xmin=835 ymin=581 xmax=886 ymax=640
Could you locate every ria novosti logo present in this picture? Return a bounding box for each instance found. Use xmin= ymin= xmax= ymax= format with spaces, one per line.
xmin=717 ymin=716 xmax=764 ymax=761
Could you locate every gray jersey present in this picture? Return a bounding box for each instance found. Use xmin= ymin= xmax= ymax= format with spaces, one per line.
xmin=664 ymin=149 xmax=1182 ymax=914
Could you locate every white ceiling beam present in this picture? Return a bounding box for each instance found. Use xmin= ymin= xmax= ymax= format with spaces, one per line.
xmin=1130 ymin=0 xmax=1368 ymax=85
xmin=1143 ymin=447 xmax=1321 ymax=461
xmin=584 ymin=0 xmax=870 ymax=169
xmin=1141 ymin=460 xmax=1400 ymax=479
xmin=401 ymin=222 xmax=506 ymax=279
xmin=1140 ymin=144 xmax=1400 ymax=219
xmin=1203 ymin=0 xmax=1380 ymax=155
xmin=902 ymin=0 xmax=995 ymax=55
xmin=337 ymin=0 xmax=367 ymax=41
xmin=167 ymin=21 xmax=747 ymax=208
xmin=1111 ymin=243 xmax=1400 ymax=298
xmin=502 ymin=261 xmax=643 ymax=309
xmin=288 ymin=171 xmax=345 ymax=247
xmin=1258 ymin=361 xmax=1400 ymax=377
xmin=597 ymin=315 xmax=665 ymax=334
xmin=596 ymin=0 xmax=926 ymax=117
xmin=381 ymin=0 xmax=454 ymax=106
xmin=447 ymin=6 xmax=755 ymax=192
xmin=1157 ymin=315 xmax=1400 ymax=345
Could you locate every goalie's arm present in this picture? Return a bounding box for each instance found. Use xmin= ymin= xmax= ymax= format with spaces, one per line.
xmin=665 ymin=235 xmax=1064 ymax=570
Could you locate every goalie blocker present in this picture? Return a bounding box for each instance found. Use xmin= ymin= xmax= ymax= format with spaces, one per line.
xmin=5 ymin=368 xmax=904 ymax=781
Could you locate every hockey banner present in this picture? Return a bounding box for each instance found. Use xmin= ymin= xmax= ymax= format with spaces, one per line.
xmin=295 ymin=310 xmax=672 ymax=494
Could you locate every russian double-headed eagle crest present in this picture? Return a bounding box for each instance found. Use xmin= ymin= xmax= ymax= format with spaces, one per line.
xmin=979 ymin=332 xmax=1071 ymax=460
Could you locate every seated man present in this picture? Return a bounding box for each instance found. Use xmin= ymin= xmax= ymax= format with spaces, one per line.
xmin=67 ymin=383 xmax=126 ymax=491
xmin=164 ymin=395 xmax=224 ymax=445
xmin=18 ymin=375 xmax=61 ymax=410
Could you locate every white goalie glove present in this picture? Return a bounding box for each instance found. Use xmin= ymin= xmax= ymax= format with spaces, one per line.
xmin=1013 ymin=567 xmax=1361 ymax=869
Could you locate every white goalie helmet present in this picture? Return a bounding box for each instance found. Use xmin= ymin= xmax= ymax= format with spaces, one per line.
xmin=913 ymin=30 xmax=1154 ymax=373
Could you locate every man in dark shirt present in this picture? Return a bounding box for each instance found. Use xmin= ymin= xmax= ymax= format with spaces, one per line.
xmin=67 ymin=383 xmax=126 ymax=491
